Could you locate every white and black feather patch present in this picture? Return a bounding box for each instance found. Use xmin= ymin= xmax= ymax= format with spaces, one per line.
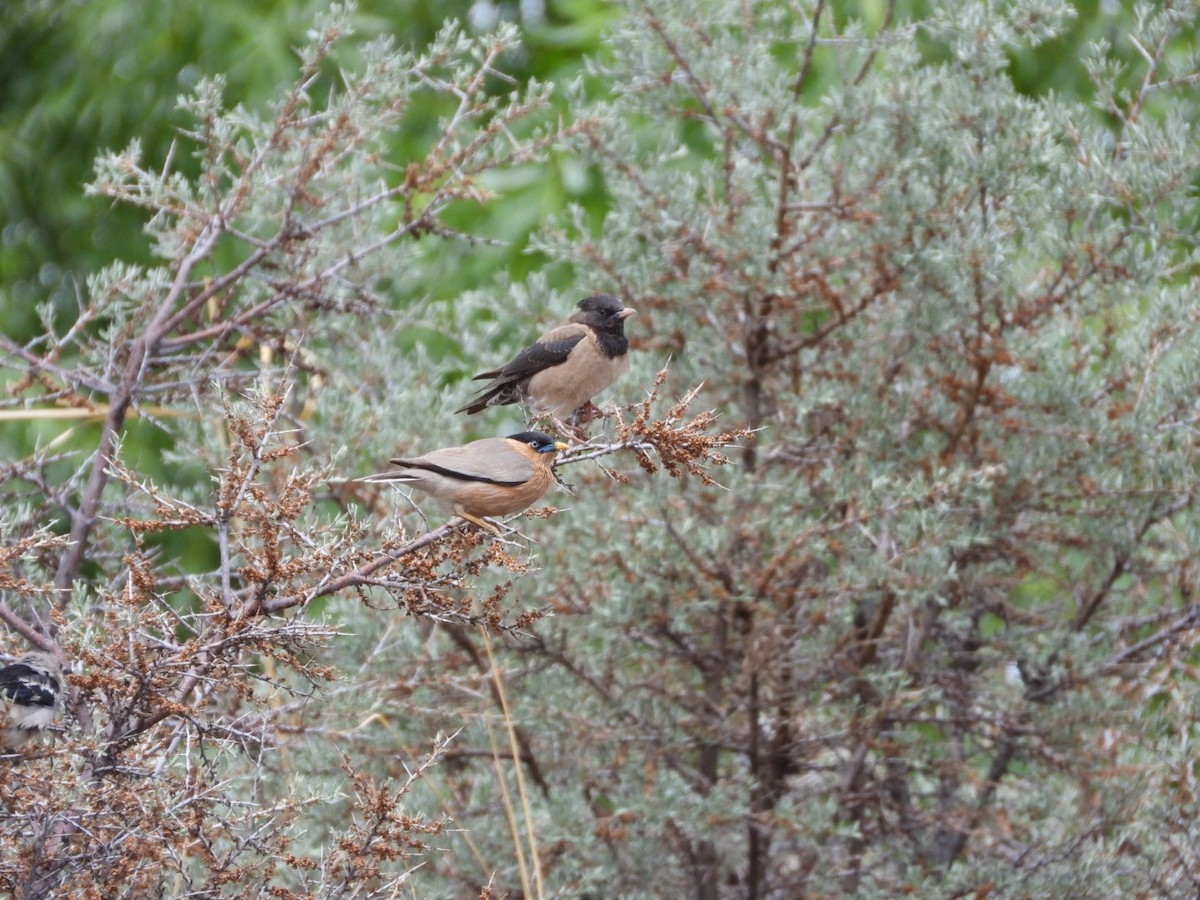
xmin=0 ymin=662 xmax=60 ymax=709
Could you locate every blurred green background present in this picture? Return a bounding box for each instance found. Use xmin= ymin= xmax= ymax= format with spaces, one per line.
xmin=1 ymin=0 xmax=1172 ymax=347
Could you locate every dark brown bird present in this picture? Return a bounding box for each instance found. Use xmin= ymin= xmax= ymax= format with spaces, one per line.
xmin=366 ymin=431 xmax=568 ymax=533
xmin=456 ymin=294 xmax=636 ymax=420
xmin=0 ymin=651 xmax=63 ymax=751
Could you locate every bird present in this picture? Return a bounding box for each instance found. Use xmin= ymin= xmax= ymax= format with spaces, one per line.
xmin=365 ymin=431 xmax=569 ymax=534
xmin=0 ymin=651 xmax=64 ymax=751
xmin=456 ymin=294 xmax=636 ymax=422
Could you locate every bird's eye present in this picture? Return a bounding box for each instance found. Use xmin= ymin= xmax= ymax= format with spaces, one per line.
xmin=528 ymin=440 xmax=540 ymax=449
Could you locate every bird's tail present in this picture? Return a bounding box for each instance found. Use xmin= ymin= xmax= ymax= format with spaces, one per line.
xmin=454 ymin=389 xmax=498 ymax=415
xmin=358 ymin=470 xmax=419 ymax=484
xmin=455 ymin=379 xmax=522 ymax=415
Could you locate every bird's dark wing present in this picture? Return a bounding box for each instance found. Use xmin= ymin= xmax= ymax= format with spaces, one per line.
xmin=391 ymin=440 xmax=535 ymax=485
xmin=456 ymin=324 xmax=593 ymax=414
xmin=478 ymin=323 xmax=590 ymax=383
xmin=0 ymin=664 xmax=58 ymax=708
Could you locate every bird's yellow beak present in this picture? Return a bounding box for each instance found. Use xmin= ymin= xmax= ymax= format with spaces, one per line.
xmin=554 ymin=442 xmax=569 ymax=451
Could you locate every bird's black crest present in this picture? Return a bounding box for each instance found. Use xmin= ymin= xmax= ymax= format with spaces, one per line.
xmin=574 ymin=294 xmax=631 ymax=357
xmin=506 ymin=431 xmax=559 ymax=451
xmin=576 ymin=294 xmax=624 ymax=316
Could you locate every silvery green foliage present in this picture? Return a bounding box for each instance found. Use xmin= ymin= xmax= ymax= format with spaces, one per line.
xmin=444 ymin=0 xmax=1200 ymax=896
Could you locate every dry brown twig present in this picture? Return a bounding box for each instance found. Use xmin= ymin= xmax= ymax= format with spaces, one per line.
xmin=557 ymin=365 xmax=751 ymax=488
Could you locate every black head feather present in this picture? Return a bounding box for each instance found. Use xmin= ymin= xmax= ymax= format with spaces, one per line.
xmin=574 ymin=294 xmax=627 ymax=329
xmin=506 ymin=431 xmax=562 ymax=453
xmin=571 ymin=294 xmax=632 ymax=359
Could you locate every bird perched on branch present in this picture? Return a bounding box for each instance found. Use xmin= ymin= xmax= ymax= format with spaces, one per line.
xmin=456 ymin=294 xmax=636 ymax=422
xmin=366 ymin=431 xmax=569 ymax=534
xmin=0 ymin=651 xmax=64 ymax=751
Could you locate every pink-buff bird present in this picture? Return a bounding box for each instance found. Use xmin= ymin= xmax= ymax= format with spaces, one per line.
xmin=456 ymin=294 xmax=636 ymax=420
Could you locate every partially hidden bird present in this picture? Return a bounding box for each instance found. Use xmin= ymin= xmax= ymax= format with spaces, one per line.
xmin=456 ymin=294 xmax=636 ymax=421
xmin=365 ymin=431 xmax=569 ymax=534
xmin=0 ymin=651 xmax=64 ymax=751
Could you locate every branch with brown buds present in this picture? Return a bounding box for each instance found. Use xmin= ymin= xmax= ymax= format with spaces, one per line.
xmin=558 ymin=367 xmax=750 ymax=486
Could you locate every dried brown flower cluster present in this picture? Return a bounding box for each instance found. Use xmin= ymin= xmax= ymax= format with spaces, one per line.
xmin=615 ymin=368 xmax=747 ymax=484
xmin=554 ymin=366 xmax=749 ymax=490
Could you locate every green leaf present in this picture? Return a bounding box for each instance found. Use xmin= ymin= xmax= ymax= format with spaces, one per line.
xmin=978 ymin=612 xmax=1006 ymax=638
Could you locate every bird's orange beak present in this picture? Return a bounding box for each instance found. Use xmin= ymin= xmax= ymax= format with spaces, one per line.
xmin=554 ymin=441 xmax=569 ymax=451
